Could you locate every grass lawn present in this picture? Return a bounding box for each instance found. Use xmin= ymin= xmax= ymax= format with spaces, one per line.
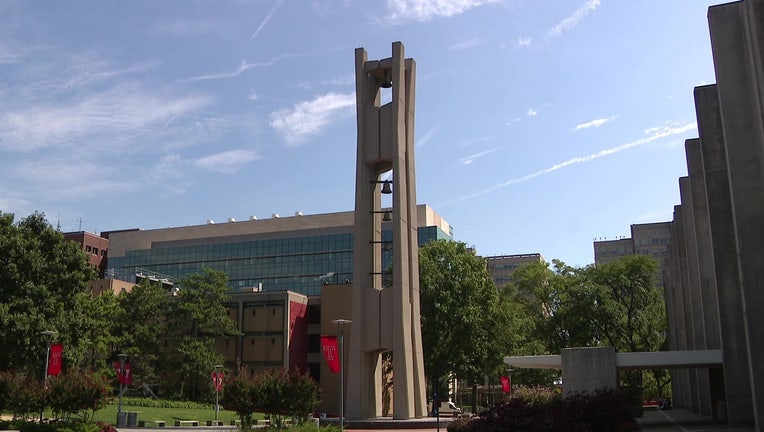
xmin=91 ymin=404 xmax=258 ymax=425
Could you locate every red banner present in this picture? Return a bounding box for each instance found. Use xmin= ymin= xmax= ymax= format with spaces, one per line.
xmin=113 ymin=361 xmax=133 ymax=386
xmin=48 ymin=343 xmax=63 ymax=376
xmin=211 ymin=372 xmax=224 ymax=392
xmin=321 ymin=335 xmax=340 ymax=373
xmin=500 ymin=375 xmax=511 ymax=394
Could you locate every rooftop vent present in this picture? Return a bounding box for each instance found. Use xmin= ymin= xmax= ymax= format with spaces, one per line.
xmin=250 ymin=215 xmax=258 ymax=221
xmin=272 ymin=213 xmax=280 ymax=218
xmin=295 ymin=211 xmax=303 ymax=216
xmin=228 ymin=217 xmax=236 ymax=222
xmin=207 ymin=220 xmax=215 ymax=224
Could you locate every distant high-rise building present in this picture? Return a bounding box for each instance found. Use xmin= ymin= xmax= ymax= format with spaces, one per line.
xmin=485 ymin=253 xmax=544 ymax=288
xmin=103 ymin=204 xmax=452 ymax=297
xmin=593 ymin=222 xmax=671 ymax=287
xmin=63 ymin=231 xmax=109 ymax=278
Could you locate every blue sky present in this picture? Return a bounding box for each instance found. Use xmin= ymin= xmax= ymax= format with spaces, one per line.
xmin=0 ymin=0 xmax=718 ymax=267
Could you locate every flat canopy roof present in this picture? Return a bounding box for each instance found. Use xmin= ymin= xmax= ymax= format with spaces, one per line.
xmin=504 ymin=350 xmax=722 ymax=370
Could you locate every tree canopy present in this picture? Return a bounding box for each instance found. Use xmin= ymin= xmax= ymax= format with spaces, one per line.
xmin=0 ymin=212 xmax=96 ymax=373
xmin=418 ymin=240 xmax=504 ymax=392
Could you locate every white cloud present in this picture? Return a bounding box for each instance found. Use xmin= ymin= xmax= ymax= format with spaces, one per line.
xmin=193 ymin=149 xmax=259 ymax=173
xmin=574 ymin=115 xmax=617 ymax=131
xmin=450 ymin=38 xmax=480 ymax=50
xmin=269 ymin=92 xmax=355 ymax=145
xmin=322 ymin=74 xmax=355 ymax=87
xmin=548 ymin=0 xmax=601 ymax=39
xmin=458 ymin=147 xmax=497 ymax=165
xmin=439 ymin=121 xmax=697 ymax=206
xmin=11 ymin=158 xmax=137 ymax=199
xmin=516 ymin=37 xmax=532 ymax=48
xmin=386 ymin=0 xmax=497 ymax=23
xmin=527 ymin=108 xmax=538 ymax=116
xmin=0 ymin=84 xmax=210 ymax=152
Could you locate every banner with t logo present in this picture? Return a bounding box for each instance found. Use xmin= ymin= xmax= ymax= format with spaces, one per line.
xmin=48 ymin=343 xmax=63 ymax=376
xmin=321 ymin=335 xmax=340 ymax=373
xmin=113 ymin=361 xmax=133 ymax=386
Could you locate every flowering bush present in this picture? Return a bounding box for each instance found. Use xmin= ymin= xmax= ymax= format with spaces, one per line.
xmin=221 ymin=368 xmax=319 ymax=430
xmin=47 ymin=372 xmax=111 ymax=421
xmin=453 ymin=387 xmax=638 ymax=432
xmin=3 ymin=373 xmax=46 ymax=421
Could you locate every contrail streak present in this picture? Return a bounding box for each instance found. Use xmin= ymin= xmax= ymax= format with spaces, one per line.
xmin=438 ymin=122 xmax=697 ymax=207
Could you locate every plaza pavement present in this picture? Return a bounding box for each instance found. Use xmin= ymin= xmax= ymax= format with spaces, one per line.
xmin=112 ymin=408 xmax=752 ymax=432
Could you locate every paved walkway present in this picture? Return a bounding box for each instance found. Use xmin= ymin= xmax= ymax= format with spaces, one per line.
xmin=112 ymin=409 xmax=753 ymax=432
xmin=636 ymin=408 xmax=755 ymax=431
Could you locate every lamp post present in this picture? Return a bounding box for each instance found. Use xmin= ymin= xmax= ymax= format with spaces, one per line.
xmin=331 ymin=319 xmax=351 ymax=432
xmin=40 ymin=330 xmax=57 ymax=422
xmin=213 ymin=365 xmax=223 ymax=422
xmin=117 ymin=353 xmax=128 ymax=427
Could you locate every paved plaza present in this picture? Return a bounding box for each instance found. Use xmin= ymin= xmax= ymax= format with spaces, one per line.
xmin=113 ymin=407 xmax=756 ymax=432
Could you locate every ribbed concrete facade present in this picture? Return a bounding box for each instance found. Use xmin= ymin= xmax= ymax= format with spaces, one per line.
xmin=664 ymin=1 xmax=764 ymax=428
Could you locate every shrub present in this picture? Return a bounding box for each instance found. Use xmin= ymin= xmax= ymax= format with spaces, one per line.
xmin=446 ymin=417 xmax=472 ymax=432
xmin=220 ymin=370 xmax=260 ymax=431
xmin=461 ymin=386 xmax=637 ymax=432
xmin=4 ymin=374 xmax=46 ymax=421
xmin=47 ymin=372 xmax=111 ymax=421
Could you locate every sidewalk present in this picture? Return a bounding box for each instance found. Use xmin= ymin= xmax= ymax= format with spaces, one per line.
xmin=636 ymin=407 xmax=755 ymax=431
xmin=115 ymin=409 xmax=758 ymax=432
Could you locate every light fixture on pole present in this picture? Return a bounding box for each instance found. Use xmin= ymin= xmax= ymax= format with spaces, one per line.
xmin=331 ymin=319 xmax=351 ymax=432
xmin=116 ymin=353 xmax=128 ymax=427
xmin=40 ymin=330 xmax=57 ymax=422
xmin=213 ymin=364 xmax=224 ymax=422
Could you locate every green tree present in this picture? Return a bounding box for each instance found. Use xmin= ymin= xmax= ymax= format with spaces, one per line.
xmin=583 ymin=255 xmax=666 ymax=397
xmin=166 ymin=268 xmax=240 ymax=400
xmin=583 ymin=255 xmax=665 ymax=353
xmin=115 ymin=278 xmax=171 ymax=389
xmin=418 ymin=240 xmax=503 ymax=409
xmin=0 ymin=212 xmax=96 ymax=375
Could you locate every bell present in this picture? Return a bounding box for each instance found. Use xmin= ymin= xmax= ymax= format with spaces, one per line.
xmin=381 ymin=180 xmax=392 ymax=194
xmin=383 ymin=210 xmax=392 ymax=222
xmin=380 ymin=70 xmax=392 ymax=88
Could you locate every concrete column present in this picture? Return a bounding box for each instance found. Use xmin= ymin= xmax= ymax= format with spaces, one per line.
xmin=709 ymin=2 xmax=764 ymax=426
xmin=686 ymin=138 xmax=725 ymax=418
xmin=348 ymin=42 xmax=426 ymax=420
xmin=679 ymin=177 xmax=713 ymax=415
xmin=668 ymin=215 xmax=691 ymax=409
xmin=561 ymin=347 xmax=616 ymax=397
xmin=674 ymin=205 xmax=700 ymax=412
xmin=694 ymin=84 xmax=754 ymax=425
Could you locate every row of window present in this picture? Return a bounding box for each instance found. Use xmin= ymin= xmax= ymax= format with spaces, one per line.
xmin=85 ymin=245 xmax=107 ymax=256
xmin=111 ymin=226 xmax=446 ymax=296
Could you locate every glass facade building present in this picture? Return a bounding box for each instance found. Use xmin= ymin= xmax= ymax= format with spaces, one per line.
xmin=105 ymin=205 xmax=452 ymax=296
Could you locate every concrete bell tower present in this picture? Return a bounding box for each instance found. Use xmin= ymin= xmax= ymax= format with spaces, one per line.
xmin=346 ymin=41 xmax=427 ymax=420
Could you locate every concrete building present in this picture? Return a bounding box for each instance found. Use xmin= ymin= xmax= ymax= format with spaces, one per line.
xmin=102 ymin=205 xmax=452 ymax=414
xmin=593 ymin=222 xmax=671 ymax=288
xmin=484 ymin=253 xmax=544 ymax=288
xmin=103 ymin=205 xmax=451 ymax=297
xmin=593 ymin=223 xmax=671 ymax=266
xmin=661 ymin=0 xmax=764 ymax=428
